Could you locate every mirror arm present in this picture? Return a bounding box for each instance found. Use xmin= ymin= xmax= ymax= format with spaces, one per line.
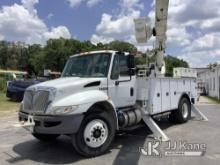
xmin=115 ymin=68 xmax=134 ymax=86
xmin=115 ymin=76 xmax=131 ymax=86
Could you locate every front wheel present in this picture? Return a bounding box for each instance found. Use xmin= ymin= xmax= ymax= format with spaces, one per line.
xmin=72 ymin=109 xmax=116 ymax=157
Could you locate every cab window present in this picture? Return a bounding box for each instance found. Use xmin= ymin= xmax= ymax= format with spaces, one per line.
xmin=111 ymin=53 xmax=129 ymax=79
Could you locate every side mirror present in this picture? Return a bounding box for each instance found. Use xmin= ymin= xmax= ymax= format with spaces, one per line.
xmin=127 ymin=55 xmax=135 ymax=76
xmin=127 ymin=54 xmax=135 ymax=69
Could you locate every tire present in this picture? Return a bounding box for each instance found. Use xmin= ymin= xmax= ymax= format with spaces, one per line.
xmin=32 ymin=133 xmax=60 ymax=142
xmin=72 ymin=108 xmax=116 ymax=157
xmin=169 ymin=97 xmax=191 ymax=123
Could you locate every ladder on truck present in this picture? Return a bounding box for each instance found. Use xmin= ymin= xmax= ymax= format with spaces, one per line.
xmin=139 ymin=104 xmax=208 ymax=141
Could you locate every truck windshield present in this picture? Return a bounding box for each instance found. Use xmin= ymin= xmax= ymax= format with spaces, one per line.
xmin=62 ymin=53 xmax=111 ymax=78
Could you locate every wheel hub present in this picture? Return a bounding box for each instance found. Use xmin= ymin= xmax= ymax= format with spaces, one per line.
xmin=182 ymin=103 xmax=188 ymax=119
xmin=93 ymin=129 xmax=102 ymax=138
xmin=83 ymin=119 xmax=108 ymax=148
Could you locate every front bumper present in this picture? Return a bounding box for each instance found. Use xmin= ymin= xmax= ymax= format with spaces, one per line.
xmin=19 ymin=111 xmax=84 ymax=134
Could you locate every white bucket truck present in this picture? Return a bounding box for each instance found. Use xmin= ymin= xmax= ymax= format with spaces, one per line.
xmin=18 ymin=0 xmax=207 ymax=157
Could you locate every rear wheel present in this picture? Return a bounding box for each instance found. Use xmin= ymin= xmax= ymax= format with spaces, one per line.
xmin=72 ymin=108 xmax=116 ymax=157
xmin=32 ymin=133 xmax=60 ymax=141
xmin=169 ymin=97 xmax=191 ymax=123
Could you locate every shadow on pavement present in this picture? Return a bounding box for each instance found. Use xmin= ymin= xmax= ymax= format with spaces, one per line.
xmin=112 ymin=127 xmax=150 ymax=165
xmin=10 ymin=136 xmax=83 ymax=164
xmin=112 ymin=117 xmax=175 ymax=165
xmin=10 ymin=118 xmax=175 ymax=165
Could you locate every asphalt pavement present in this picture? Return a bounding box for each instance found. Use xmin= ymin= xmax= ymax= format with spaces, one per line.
xmin=0 ymin=100 xmax=220 ymax=165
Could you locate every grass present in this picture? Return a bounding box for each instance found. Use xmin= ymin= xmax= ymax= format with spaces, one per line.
xmin=205 ymin=96 xmax=220 ymax=104
xmin=0 ymin=92 xmax=20 ymax=117
xmin=0 ymin=79 xmax=7 ymax=93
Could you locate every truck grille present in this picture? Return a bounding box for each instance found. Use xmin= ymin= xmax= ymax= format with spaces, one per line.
xmin=23 ymin=90 xmax=50 ymax=112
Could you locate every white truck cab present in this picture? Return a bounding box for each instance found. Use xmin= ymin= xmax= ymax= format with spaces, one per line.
xmin=19 ymin=50 xmax=198 ymax=157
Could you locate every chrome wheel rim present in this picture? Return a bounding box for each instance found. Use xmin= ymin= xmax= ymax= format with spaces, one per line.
xmin=83 ymin=119 xmax=108 ymax=148
xmin=182 ymin=103 xmax=188 ymax=119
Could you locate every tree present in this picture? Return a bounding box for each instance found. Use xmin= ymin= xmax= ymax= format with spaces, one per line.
xmin=135 ymin=54 xmax=189 ymax=77
xmin=0 ymin=41 xmax=9 ymax=69
xmin=106 ymin=41 xmax=137 ymax=52
xmin=165 ymin=55 xmax=189 ymax=77
xmin=0 ymin=39 xmax=189 ymax=77
xmin=29 ymin=49 xmax=45 ymax=75
xmin=207 ymin=62 xmax=218 ymax=69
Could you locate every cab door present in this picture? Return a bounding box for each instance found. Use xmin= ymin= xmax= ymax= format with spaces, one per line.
xmin=108 ymin=53 xmax=136 ymax=108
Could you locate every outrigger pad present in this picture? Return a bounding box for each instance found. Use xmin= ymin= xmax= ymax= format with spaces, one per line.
xmin=139 ymin=104 xmax=208 ymax=142
xmin=191 ymin=104 xmax=208 ymax=121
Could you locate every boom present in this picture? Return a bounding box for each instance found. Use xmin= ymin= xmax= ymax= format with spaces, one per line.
xmin=134 ymin=0 xmax=169 ymax=75
xmin=155 ymin=0 xmax=169 ymax=73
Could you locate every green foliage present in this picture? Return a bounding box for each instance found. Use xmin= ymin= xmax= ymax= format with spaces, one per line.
xmin=107 ymin=41 xmax=137 ymax=52
xmin=206 ymin=96 xmax=220 ymax=104
xmin=0 ymin=41 xmax=8 ymax=68
xmin=135 ymin=54 xmax=156 ymax=65
xmin=207 ymin=62 xmax=218 ymax=69
xmin=135 ymin=56 xmax=146 ymax=65
xmin=165 ymin=55 xmax=189 ymax=76
xmin=0 ymin=38 xmax=189 ymax=81
xmin=0 ymin=39 xmax=138 ymax=75
xmin=0 ymin=41 xmax=30 ymax=70
xmin=0 ymin=79 xmax=7 ymax=93
xmin=135 ymin=54 xmax=189 ymax=77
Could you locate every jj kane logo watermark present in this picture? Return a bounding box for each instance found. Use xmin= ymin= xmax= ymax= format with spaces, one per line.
xmin=140 ymin=140 xmax=206 ymax=157
xmin=139 ymin=141 xmax=162 ymax=157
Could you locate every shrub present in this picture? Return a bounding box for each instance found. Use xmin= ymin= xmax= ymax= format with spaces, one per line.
xmin=0 ymin=79 xmax=7 ymax=93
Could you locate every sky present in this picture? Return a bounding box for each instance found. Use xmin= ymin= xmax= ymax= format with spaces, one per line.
xmin=0 ymin=0 xmax=220 ymax=67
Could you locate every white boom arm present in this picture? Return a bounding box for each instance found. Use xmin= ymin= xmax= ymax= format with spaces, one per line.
xmin=134 ymin=0 xmax=169 ymax=75
xmin=155 ymin=0 xmax=169 ymax=72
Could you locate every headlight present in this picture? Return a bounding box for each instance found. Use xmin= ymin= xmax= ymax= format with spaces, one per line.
xmin=48 ymin=105 xmax=79 ymax=115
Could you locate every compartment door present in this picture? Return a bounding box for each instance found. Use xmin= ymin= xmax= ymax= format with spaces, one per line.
xmin=170 ymin=79 xmax=178 ymax=110
xmin=190 ymin=79 xmax=197 ymax=99
xmin=161 ymin=79 xmax=171 ymax=112
xmin=149 ymin=78 xmax=162 ymax=114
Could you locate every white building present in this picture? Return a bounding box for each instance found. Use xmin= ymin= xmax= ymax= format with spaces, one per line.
xmin=196 ymin=66 xmax=220 ymax=99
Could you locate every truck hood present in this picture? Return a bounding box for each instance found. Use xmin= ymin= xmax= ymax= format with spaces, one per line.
xmin=27 ymin=77 xmax=105 ymax=101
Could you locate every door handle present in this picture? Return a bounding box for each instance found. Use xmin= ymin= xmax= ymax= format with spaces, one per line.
xmin=130 ymin=87 xmax=134 ymax=96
